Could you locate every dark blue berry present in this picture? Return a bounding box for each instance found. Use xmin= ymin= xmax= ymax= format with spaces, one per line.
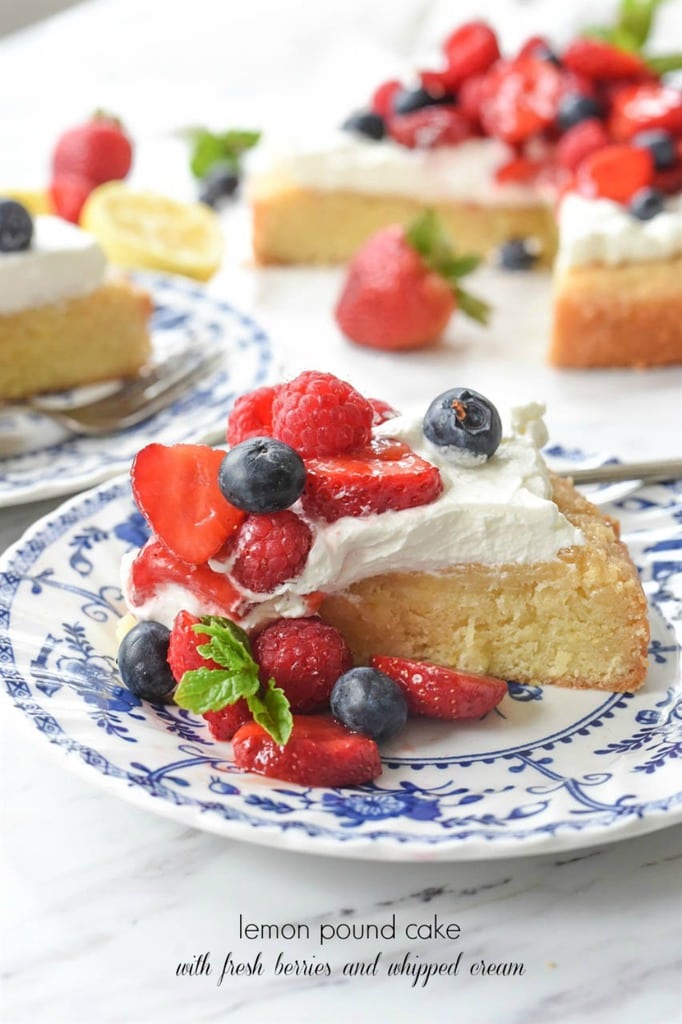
xmin=423 ymin=387 xmax=502 ymax=461
xmin=557 ymin=92 xmax=603 ymax=132
xmin=330 ymin=667 xmax=407 ymax=742
xmin=498 ymin=237 xmax=537 ymax=270
xmin=0 ymin=198 xmax=33 ymax=253
xmin=632 ymin=129 xmax=677 ymax=171
xmin=198 ymin=162 xmax=240 ymax=207
xmin=218 ymin=436 xmax=306 ymax=513
xmin=342 ymin=110 xmax=386 ymax=141
xmin=629 ymin=187 xmax=665 ymax=221
xmin=392 ymin=86 xmax=455 ymax=115
xmin=117 ymin=621 xmax=176 ymax=703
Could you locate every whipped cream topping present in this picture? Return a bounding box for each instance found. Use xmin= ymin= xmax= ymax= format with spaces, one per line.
xmin=250 ymin=133 xmax=542 ymax=207
xmin=556 ymin=192 xmax=682 ymax=270
xmin=0 ymin=216 xmax=107 ymax=315
xmin=124 ymin=405 xmax=584 ymax=631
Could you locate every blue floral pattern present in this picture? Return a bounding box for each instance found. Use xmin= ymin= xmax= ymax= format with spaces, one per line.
xmin=0 ymin=271 xmax=275 ymax=508
xmin=0 ymin=450 xmax=680 ymax=860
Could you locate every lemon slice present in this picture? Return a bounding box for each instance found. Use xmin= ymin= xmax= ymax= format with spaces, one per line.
xmin=2 ymin=188 xmax=52 ymax=215
xmin=81 ymin=182 xmax=223 ymax=281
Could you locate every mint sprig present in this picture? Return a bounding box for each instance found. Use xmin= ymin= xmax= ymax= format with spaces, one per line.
xmin=188 ymin=128 xmax=261 ymax=180
xmin=583 ymin=0 xmax=682 ymax=72
xmin=406 ymin=210 xmax=491 ymax=326
xmin=173 ymin=616 xmax=292 ymax=746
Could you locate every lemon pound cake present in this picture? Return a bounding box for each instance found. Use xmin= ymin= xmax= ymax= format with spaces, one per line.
xmin=0 ymin=199 xmax=151 ymax=401
xmin=121 ymin=372 xmax=650 ymax=695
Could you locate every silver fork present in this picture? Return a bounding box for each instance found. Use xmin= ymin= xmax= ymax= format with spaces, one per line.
xmin=22 ymin=346 xmax=224 ymax=435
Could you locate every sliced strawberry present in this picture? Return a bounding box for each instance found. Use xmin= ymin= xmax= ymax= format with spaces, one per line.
xmin=576 ymin=143 xmax=653 ymax=202
xmin=232 ymin=715 xmax=382 ymax=786
xmin=457 ymin=73 xmax=489 ymax=126
xmin=131 ymin=444 xmax=245 ymax=564
xmin=368 ymin=397 xmax=399 ymax=426
xmin=388 ymin=106 xmax=475 ymax=149
xmin=562 ymin=38 xmax=650 ymax=82
xmin=609 ymin=83 xmax=682 ymax=141
xmin=128 ymin=539 xmax=250 ymax=619
xmin=494 ymin=155 xmax=544 ymax=185
xmin=555 ymin=118 xmax=610 ymax=171
xmin=302 ymin=437 xmax=442 ymax=522
xmin=371 ymin=656 xmax=507 ymax=719
xmin=442 ymin=21 xmax=500 ymax=85
xmin=479 ymin=58 xmax=564 ymax=144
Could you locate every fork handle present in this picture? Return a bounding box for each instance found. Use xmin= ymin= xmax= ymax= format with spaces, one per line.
xmin=556 ymin=458 xmax=682 ymax=485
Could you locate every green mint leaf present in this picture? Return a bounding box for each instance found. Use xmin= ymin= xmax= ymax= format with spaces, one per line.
xmin=247 ymin=678 xmax=293 ymax=746
xmin=619 ymin=0 xmax=666 ymax=49
xmin=174 ymin=665 xmax=260 ymax=714
xmin=193 ymin=616 xmax=254 ymax=671
xmin=189 ymin=128 xmax=261 ymax=179
xmin=455 ymin=286 xmax=491 ymax=326
xmin=646 ymin=52 xmax=682 ymax=72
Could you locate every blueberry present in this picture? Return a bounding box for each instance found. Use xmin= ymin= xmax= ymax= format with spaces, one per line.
xmin=629 ymin=187 xmax=665 ymax=221
xmin=330 ymin=667 xmax=408 ymax=742
xmin=218 ymin=436 xmax=306 ymax=513
xmin=632 ymin=129 xmax=677 ymax=171
xmin=392 ymin=85 xmax=455 ymax=115
xmin=557 ymin=92 xmax=603 ymax=132
xmin=423 ymin=387 xmax=502 ymax=461
xmin=341 ymin=110 xmax=386 ymax=141
xmin=0 ymin=198 xmax=33 ymax=253
xmin=117 ymin=621 xmax=176 ymax=703
xmin=498 ymin=237 xmax=538 ymax=271
xmin=198 ymin=162 xmax=240 ymax=207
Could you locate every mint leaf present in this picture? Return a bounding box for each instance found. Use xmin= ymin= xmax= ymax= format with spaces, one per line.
xmin=454 ymin=286 xmax=491 ymax=326
xmin=646 ymin=52 xmax=682 ymax=72
xmin=189 ymin=128 xmax=261 ymax=179
xmin=248 ymin=678 xmax=293 ymax=746
xmin=174 ymin=665 xmax=259 ymax=714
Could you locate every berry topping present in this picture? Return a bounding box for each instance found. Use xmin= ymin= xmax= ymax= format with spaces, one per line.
xmin=392 ymin=86 xmax=454 ymax=116
xmin=497 ymin=237 xmax=539 ymax=271
xmin=131 ymin=443 xmax=246 ymax=564
xmin=556 ymin=91 xmax=604 ymax=132
xmin=555 ymin=118 xmax=610 ymax=171
xmin=198 ymin=162 xmax=240 ymax=207
xmin=628 ymin=186 xmax=665 ymax=220
xmin=226 ymin=384 xmax=281 ymax=447
xmin=423 ymin=387 xmax=502 ymax=461
xmin=271 ymin=371 xmax=373 ymax=459
xmin=252 ymin=617 xmax=353 ymax=712
xmin=218 ymin=437 xmax=306 ymax=514
xmin=0 ymin=198 xmax=33 ymax=253
xmin=561 ymin=37 xmax=650 ymax=82
xmin=368 ymin=397 xmax=400 ymax=426
xmin=370 ymin=79 xmax=402 ymax=119
xmin=52 ymin=113 xmax=133 ymax=186
xmin=302 ymin=437 xmax=443 ymax=522
xmin=49 ymin=174 xmax=94 ymax=224
xmin=342 ymin=110 xmax=386 ymax=141
xmin=478 ymin=58 xmax=565 ymax=144
xmin=230 ymin=510 xmax=312 ymax=593
xmin=517 ymin=36 xmax=561 ymax=65
xmin=442 ymin=21 xmax=501 ymax=85
xmin=632 ymin=128 xmax=678 ymax=170
xmin=576 ymin=143 xmax=654 ymax=202
xmin=232 ymin=715 xmax=382 ymax=787
xmin=117 ymin=620 xmax=176 ymax=703
xmin=609 ymin=83 xmax=682 ymax=141
xmin=330 ymin=666 xmax=408 ymax=742
xmin=388 ymin=106 xmax=474 ymax=149
xmin=335 ymin=210 xmax=489 ymax=352
xmin=370 ymin=656 xmax=508 ymax=719
xmin=168 ymin=610 xmax=251 ymax=738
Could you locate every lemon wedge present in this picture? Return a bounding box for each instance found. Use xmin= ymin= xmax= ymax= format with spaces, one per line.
xmin=80 ymin=182 xmax=223 ymax=281
xmin=2 ymin=188 xmax=52 ymax=215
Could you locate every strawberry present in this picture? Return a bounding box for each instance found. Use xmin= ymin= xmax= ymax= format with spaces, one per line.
xmin=232 ymin=715 xmax=382 ymax=786
xmin=576 ymin=143 xmax=654 ymax=202
xmin=131 ymin=444 xmax=246 ymax=564
xmin=388 ymin=106 xmax=475 ymax=149
xmin=494 ymin=155 xmax=545 ymax=185
xmin=334 ymin=210 xmax=489 ymax=351
xmin=52 ymin=113 xmax=133 ymax=186
xmin=370 ymin=656 xmax=507 ymax=719
xmin=478 ymin=58 xmax=565 ymax=144
xmin=609 ymin=83 xmax=682 ymax=141
xmin=301 ymin=436 xmax=442 ymax=522
xmin=49 ymin=173 xmax=94 ymax=224
xmin=562 ymin=38 xmax=650 ymax=82
xmin=442 ymin=21 xmax=500 ymax=85
xmin=168 ymin=610 xmax=250 ymax=739
xmin=457 ymin=73 xmax=489 ymax=126
xmin=555 ymin=118 xmax=610 ymax=171
xmin=127 ymin=539 xmax=250 ymax=619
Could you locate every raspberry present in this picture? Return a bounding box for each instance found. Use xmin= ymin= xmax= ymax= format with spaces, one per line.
xmin=252 ymin=617 xmax=353 ymax=712
xmin=271 ymin=371 xmax=373 ymax=459
xmin=226 ymin=384 xmax=280 ymax=447
xmin=388 ymin=106 xmax=474 ymax=149
xmin=555 ymin=118 xmax=610 ymax=171
xmin=204 ymin=704 xmax=251 ymax=740
xmin=230 ymin=510 xmax=312 ymax=593
xmin=576 ymin=144 xmax=653 ymax=203
xmin=442 ymin=21 xmax=500 ymax=85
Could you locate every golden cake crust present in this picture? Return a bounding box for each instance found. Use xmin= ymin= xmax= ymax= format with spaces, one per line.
xmin=319 ymin=474 xmax=650 ymax=693
xmin=0 ymin=278 xmax=152 ymax=400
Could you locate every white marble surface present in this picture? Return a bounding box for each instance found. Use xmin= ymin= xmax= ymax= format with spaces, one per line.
xmin=2 ymin=1 xmax=682 ymax=1021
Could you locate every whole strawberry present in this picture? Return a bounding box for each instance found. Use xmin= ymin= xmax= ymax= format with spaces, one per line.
xmin=51 ymin=112 xmax=132 ymax=222
xmin=334 ymin=211 xmax=489 ymax=351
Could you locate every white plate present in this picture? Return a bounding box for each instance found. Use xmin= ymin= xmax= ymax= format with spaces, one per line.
xmin=0 ymin=452 xmax=680 ymax=861
xmin=0 ymin=271 xmax=275 ymax=507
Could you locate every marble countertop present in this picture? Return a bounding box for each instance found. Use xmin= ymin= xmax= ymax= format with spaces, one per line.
xmin=2 ymin=1 xmax=682 ymax=1021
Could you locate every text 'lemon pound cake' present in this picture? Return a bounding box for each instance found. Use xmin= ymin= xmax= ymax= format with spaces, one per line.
xmin=0 ymin=200 xmax=151 ymax=400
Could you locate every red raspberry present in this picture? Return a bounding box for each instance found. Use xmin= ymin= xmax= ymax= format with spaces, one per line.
xmin=576 ymin=144 xmax=654 ymax=203
xmin=388 ymin=106 xmax=474 ymax=149
xmin=555 ymin=118 xmax=610 ymax=171
xmin=271 ymin=371 xmax=373 ymax=459
xmin=204 ymin=704 xmax=252 ymax=740
xmin=230 ymin=510 xmax=312 ymax=593
xmin=442 ymin=21 xmax=500 ymax=85
xmin=252 ymin=617 xmax=353 ymax=712
xmin=562 ymin=38 xmax=650 ymax=82
xmin=226 ymin=384 xmax=280 ymax=447
xmin=370 ymin=78 xmax=402 ymax=119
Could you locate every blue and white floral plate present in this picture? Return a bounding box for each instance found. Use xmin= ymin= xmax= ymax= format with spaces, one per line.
xmin=0 ymin=272 xmax=274 ymax=508
xmin=0 ymin=456 xmax=680 ymax=861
